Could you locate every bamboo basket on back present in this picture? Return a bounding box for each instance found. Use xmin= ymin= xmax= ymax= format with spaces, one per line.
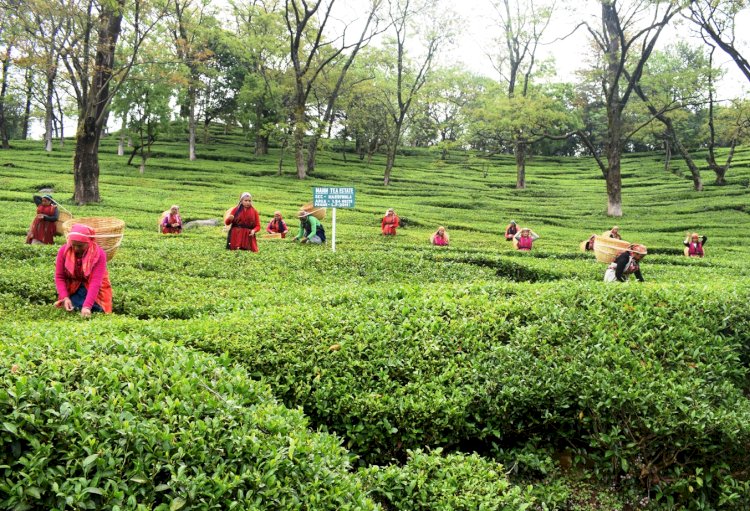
xmin=55 ymin=210 xmax=73 ymax=235
xmin=63 ymin=217 xmax=125 ymax=261
xmin=592 ymin=235 xmax=631 ymax=263
xmin=301 ymin=202 xmax=326 ymax=220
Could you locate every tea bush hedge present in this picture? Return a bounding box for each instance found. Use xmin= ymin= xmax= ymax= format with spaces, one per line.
xmin=0 ymin=330 xmax=376 ymax=510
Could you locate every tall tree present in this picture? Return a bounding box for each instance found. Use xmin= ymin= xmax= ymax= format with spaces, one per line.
xmin=169 ymin=0 xmax=215 ymax=161
xmin=0 ymin=34 xmax=12 ymax=149
xmin=285 ymin=0 xmax=382 ymax=179
xmin=580 ymin=0 xmax=681 ymax=217
xmin=703 ymin=47 xmax=749 ymax=185
xmin=61 ymin=0 xmax=164 ymax=204
xmin=381 ymin=0 xmax=453 ymax=185
xmin=7 ymin=0 xmax=74 ymax=152
xmin=487 ymin=0 xmax=554 ymax=188
xmin=230 ymin=0 xmax=288 ymax=156
xmin=630 ymin=44 xmax=711 ymax=191
xmin=304 ymin=0 xmax=383 ymax=174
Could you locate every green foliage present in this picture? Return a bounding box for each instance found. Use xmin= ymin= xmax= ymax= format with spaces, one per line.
xmin=360 ymin=449 xmax=533 ymax=510
xmin=0 ymin=332 xmax=376 ymax=510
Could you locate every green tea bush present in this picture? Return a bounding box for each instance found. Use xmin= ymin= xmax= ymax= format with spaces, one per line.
xmin=360 ymin=449 xmax=533 ymax=510
xmin=0 ymin=331 xmax=377 ymax=510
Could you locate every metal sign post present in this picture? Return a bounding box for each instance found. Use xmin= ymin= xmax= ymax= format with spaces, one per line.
xmin=313 ymin=187 xmax=355 ymax=252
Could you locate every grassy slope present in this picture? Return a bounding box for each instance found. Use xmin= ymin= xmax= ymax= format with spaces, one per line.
xmin=1 ymin=131 xmax=750 ymax=509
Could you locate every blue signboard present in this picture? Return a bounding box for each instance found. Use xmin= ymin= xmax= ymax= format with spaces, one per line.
xmin=313 ymin=187 xmax=355 ymax=208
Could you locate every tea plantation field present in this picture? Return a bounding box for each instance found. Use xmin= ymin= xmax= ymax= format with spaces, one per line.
xmin=2 ymin=133 xmax=750 ymax=510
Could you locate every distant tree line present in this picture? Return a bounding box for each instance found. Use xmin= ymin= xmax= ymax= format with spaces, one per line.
xmin=0 ymin=0 xmax=748 ymax=215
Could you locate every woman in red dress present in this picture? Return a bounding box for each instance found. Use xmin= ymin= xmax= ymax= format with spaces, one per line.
xmin=225 ymin=192 xmax=260 ymax=251
xmin=381 ymin=208 xmax=400 ymax=236
xmin=26 ymin=195 xmax=59 ymax=244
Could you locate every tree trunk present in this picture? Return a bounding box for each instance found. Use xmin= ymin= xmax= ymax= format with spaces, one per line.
xmin=118 ymin=115 xmax=126 ymax=155
xmin=663 ymin=138 xmax=671 ymax=173
xmin=605 ymin=92 xmax=623 ymax=216
xmin=306 ymin=135 xmax=319 ymax=174
xmin=603 ymin=2 xmax=622 ymax=218
xmin=21 ymin=68 xmax=32 ymax=140
xmin=255 ymin=133 xmax=269 ymax=155
xmin=384 ymin=146 xmax=396 ymax=185
xmin=57 ymin=96 xmax=65 ymax=147
xmin=188 ymin=84 xmax=196 ymax=160
xmin=74 ymin=117 xmax=102 ymax=203
xmin=0 ymin=45 xmax=10 ymax=149
xmin=670 ymin=130 xmax=702 ymax=191
xmin=515 ymin=140 xmax=526 ymax=189
xmin=72 ymin=1 xmax=124 ymax=205
xmin=294 ymin=104 xmax=306 ymax=179
xmin=45 ymin=73 xmax=55 ymax=152
xmin=278 ymin=137 xmax=288 ymax=176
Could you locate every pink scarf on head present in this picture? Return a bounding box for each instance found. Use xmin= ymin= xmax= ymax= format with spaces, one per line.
xmin=64 ymin=224 xmax=101 ymax=278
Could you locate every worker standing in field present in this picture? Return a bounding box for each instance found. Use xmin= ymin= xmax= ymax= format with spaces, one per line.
xmin=684 ymin=232 xmax=707 ymax=257
xmin=604 ymin=244 xmax=647 ymax=282
xmin=293 ymin=210 xmax=325 ymax=244
xmin=381 ymin=208 xmax=400 ymax=236
xmin=54 ymin=223 xmax=112 ymax=317
xmin=225 ymin=192 xmax=261 ymax=251
xmin=514 ymin=227 xmax=539 ymax=251
xmin=26 ymin=194 xmax=59 ymax=245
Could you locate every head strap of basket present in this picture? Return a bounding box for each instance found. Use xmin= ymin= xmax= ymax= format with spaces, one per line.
xmin=67 ymin=223 xmax=96 ymax=244
xmin=629 ymin=243 xmax=647 ymax=255
xmin=298 ymin=209 xmax=309 ymax=218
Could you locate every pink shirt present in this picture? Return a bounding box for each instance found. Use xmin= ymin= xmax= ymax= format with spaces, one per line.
xmin=55 ymin=245 xmax=108 ymax=310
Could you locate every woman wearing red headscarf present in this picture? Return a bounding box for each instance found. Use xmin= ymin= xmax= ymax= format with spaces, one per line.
xmin=26 ymin=194 xmax=59 ymax=245
xmin=225 ymin=192 xmax=260 ymax=251
xmin=54 ymin=224 xmax=113 ymax=317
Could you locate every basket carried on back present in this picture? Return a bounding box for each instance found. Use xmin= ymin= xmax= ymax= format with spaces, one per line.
xmin=301 ymin=202 xmax=326 ymax=220
xmin=63 ymin=217 xmax=125 ymax=261
xmin=55 ymin=210 xmax=73 ymax=235
xmin=593 ymin=235 xmax=631 ymax=263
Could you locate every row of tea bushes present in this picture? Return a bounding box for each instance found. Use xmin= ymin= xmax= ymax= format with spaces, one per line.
xmin=164 ymin=280 xmax=750 ymax=507
xmin=0 ymin=328 xmax=378 ymax=510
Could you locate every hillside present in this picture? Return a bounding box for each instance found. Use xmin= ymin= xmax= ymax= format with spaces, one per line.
xmin=1 ymin=132 xmax=750 ymax=510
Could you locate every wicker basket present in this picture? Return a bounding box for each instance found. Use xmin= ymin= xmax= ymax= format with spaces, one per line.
xmin=593 ymin=235 xmax=631 ymax=263
xmin=55 ymin=210 xmax=73 ymax=235
xmin=301 ymin=202 xmax=326 ymax=220
xmin=63 ymin=217 xmax=125 ymax=261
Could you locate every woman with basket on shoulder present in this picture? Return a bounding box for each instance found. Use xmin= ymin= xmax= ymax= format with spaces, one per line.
xmin=604 ymin=244 xmax=647 ymax=283
xmin=26 ymin=194 xmax=59 ymax=245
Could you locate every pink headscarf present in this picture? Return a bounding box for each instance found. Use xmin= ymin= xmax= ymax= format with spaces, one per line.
xmin=64 ymin=224 xmax=101 ymax=277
